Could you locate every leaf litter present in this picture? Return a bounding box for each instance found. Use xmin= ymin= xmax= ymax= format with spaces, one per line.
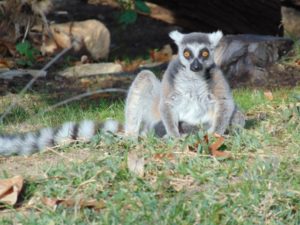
xmin=127 ymin=151 xmax=145 ymax=178
xmin=264 ymin=90 xmax=274 ymax=101
xmin=0 ymin=175 xmax=24 ymax=207
xmin=41 ymin=197 xmax=105 ymax=211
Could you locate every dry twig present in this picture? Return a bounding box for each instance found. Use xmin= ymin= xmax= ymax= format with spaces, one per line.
xmin=0 ymin=46 xmax=72 ymax=123
xmin=40 ymin=88 xmax=127 ymax=114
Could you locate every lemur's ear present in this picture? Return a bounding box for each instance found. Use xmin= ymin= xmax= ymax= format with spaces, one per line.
xmin=169 ymin=30 xmax=184 ymax=45
xmin=208 ymin=30 xmax=223 ymax=47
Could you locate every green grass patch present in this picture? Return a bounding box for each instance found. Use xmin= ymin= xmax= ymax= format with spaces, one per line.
xmin=281 ymin=37 xmax=300 ymax=65
xmin=0 ymin=88 xmax=300 ymax=224
xmin=0 ymin=94 xmax=124 ymax=132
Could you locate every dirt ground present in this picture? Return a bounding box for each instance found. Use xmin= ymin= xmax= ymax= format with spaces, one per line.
xmin=0 ymin=147 xmax=92 ymax=178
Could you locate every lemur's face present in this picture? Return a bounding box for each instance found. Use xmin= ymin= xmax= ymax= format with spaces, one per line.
xmin=169 ymin=31 xmax=223 ymax=73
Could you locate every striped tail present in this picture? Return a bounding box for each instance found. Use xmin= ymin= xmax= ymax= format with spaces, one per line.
xmin=0 ymin=119 xmax=122 ymax=156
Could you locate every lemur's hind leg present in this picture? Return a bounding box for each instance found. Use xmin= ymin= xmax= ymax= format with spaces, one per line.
xmin=125 ymin=70 xmax=161 ymax=136
xmin=229 ymin=107 xmax=246 ymax=131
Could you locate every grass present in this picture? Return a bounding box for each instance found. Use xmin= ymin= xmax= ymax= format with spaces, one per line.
xmin=282 ymin=36 xmax=300 ymax=66
xmin=0 ymin=95 xmax=124 ymax=133
xmin=0 ymin=87 xmax=300 ymax=224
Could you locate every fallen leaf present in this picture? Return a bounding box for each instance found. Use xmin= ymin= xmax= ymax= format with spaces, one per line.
xmin=116 ymin=59 xmax=144 ymax=72
xmin=0 ymin=175 xmax=24 ymax=206
xmin=80 ymin=78 xmax=93 ymax=89
xmin=0 ymin=39 xmax=16 ymax=56
xmin=204 ymin=134 xmax=209 ymax=144
xmin=209 ymin=134 xmax=231 ymax=158
xmin=264 ymin=90 xmax=274 ymax=101
xmin=35 ymin=55 xmax=46 ymax=62
xmin=127 ymin=152 xmax=145 ymax=177
xmin=189 ymin=134 xmax=231 ymax=158
xmin=150 ymin=44 xmax=172 ymax=63
xmin=188 ymin=139 xmax=202 ymax=152
xmin=0 ymin=58 xmax=14 ymax=69
xmin=42 ymin=197 xmax=105 ymax=210
xmin=123 ymin=204 xmax=132 ymax=210
xmin=153 ymin=153 xmax=175 ymax=162
xmin=187 ymin=135 xmax=209 ymax=152
xmin=170 ymin=177 xmax=195 ymax=192
xmin=41 ymin=197 xmax=58 ymax=208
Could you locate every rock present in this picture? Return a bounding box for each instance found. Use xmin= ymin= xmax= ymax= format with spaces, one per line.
xmin=214 ymin=34 xmax=294 ymax=87
xmin=40 ymin=19 xmax=110 ymax=60
xmin=58 ymin=63 xmax=123 ymax=78
xmin=282 ymin=6 xmax=300 ymax=37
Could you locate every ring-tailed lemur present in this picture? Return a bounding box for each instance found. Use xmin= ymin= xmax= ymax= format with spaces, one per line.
xmin=125 ymin=30 xmax=245 ymax=138
xmin=0 ymin=30 xmax=245 ymax=156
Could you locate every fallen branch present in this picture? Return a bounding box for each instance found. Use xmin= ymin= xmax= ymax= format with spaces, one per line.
xmin=0 ymin=69 xmax=47 ymax=80
xmin=0 ymin=46 xmax=72 ymax=123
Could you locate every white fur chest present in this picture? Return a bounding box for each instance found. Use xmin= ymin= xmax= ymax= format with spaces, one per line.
xmin=173 ymin=71 xmax=216 ymax=125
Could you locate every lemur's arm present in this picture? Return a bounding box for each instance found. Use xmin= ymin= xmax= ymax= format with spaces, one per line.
xmin=210 ymin=68 xmax=235 ymax=135
xmin=160 ymin=74 xmax=181 ymax=137
xmin=160 ymin=97 xmax=180 ymax=137
xmin=213 ymin=100 xmax=235 ymax=135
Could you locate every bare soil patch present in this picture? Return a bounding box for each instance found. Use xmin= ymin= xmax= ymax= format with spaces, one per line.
xmin=0 ymin=147 xmax=92 ymax=178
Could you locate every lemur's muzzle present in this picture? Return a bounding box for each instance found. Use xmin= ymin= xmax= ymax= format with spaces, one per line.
xmin=190 ymin=59 xmax=203 ymax=72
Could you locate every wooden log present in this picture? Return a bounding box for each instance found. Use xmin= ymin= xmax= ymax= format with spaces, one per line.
xmin=49 ymin=0 xmax=283 ymax=36
xmin=148 ymin=0 xmax=283 ymax=36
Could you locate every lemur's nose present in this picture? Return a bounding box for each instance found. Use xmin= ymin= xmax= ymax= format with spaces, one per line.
xmin=190 ymin=59 xmax=203 ymax=72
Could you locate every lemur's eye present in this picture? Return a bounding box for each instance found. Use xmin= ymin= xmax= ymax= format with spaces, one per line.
xmin=201 ymin=49 xmax=209 ymax=58
xmin=183 ymin=50 xmax=191 ymax=59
